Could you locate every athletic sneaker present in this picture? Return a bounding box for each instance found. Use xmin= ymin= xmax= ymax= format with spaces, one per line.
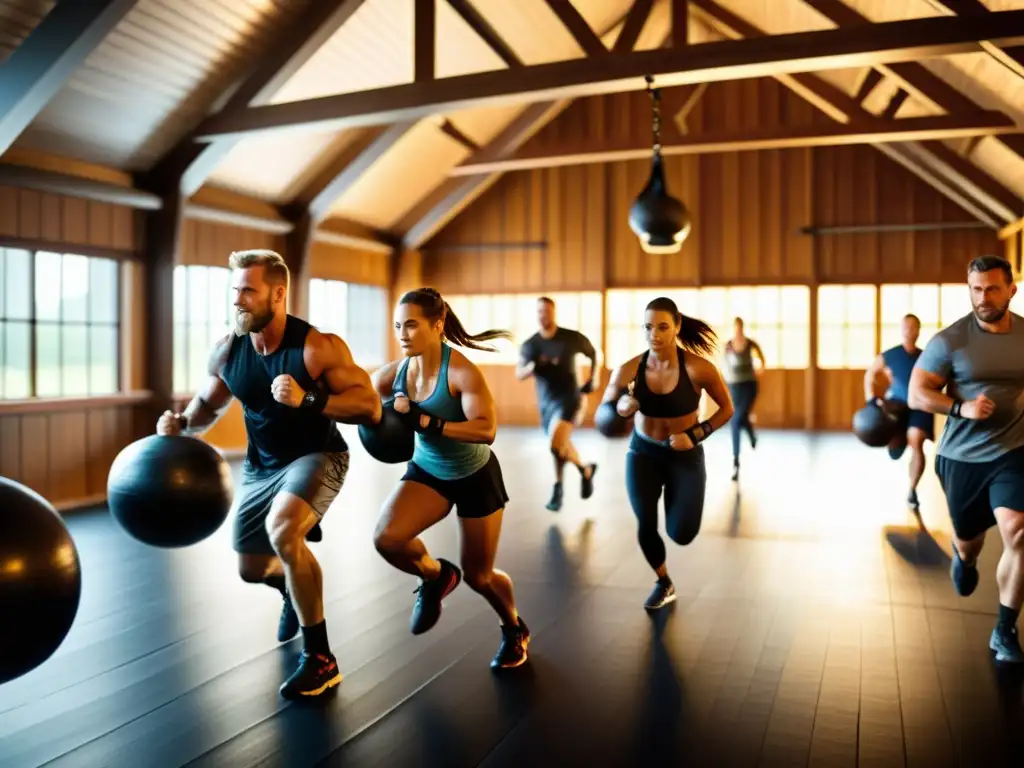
xmin=546 ymin=482 xmax=563 ymax=512
xmin=279 ymin=650 xmax=341 ymax=699
xmin=410 ymin=558 xmax=462 ymax=635
xmin=580 ymin=464 xmax=597 ymax=500
xmin=278 ymin=591 xmax=300 ymax=642
xmin=644 ymin=580 xmax=676 ymax=610
xmin=989 ymin=625 xmax=1024 ymax=663
xmin=491 ymin=617 xmax=530 ymax=670
xmin=950 ymin=545 xmax=979 ymax=597
xmin=731 ymin=459 xmax=739 ymax=482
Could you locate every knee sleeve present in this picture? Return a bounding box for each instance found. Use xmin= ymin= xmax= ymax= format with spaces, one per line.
xmin=626 ymin=450 xmax=667 ymax=568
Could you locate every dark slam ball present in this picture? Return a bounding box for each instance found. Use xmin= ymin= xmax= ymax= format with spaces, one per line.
xmin=106 ymin=435 xmax=234 ymax=548
xmin=358 ymin=401 xmax=415 ymax=464
xmin=852 ymin=401 xmax=900 ymax=448
xmin=0 ymin=477 xmax=82 ymax=685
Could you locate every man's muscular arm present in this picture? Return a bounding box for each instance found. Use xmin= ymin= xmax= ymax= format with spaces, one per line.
xmin=577 ymin=332 xmax=599 ymax=393
xmin=172 ymin=335 xmax=234 ymax=434
xmin=310 ymin=333 xmax=381 ymax=425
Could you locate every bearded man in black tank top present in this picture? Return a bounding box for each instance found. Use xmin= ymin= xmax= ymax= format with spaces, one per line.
xmin=515 ymin=297 xmax=599 ymax=511
xmin=156 ymin=250 xmax=381 ymax=700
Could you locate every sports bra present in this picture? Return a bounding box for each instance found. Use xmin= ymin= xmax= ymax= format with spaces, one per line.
xmin=632 ymin=346 xmax=701 ymax=418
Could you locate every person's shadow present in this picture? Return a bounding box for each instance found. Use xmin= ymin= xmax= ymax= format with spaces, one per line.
xmin=628 ymin=607 xmax=687 ymax=764
xmin=883 ymin=511 xmax=949 ymax=568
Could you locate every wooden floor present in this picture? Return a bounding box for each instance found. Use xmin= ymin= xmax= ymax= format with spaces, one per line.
xmin=1 ymin=427 xmax=1023 ymax=767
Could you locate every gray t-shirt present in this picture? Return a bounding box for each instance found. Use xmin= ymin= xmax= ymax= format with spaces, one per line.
xmin=914 ymin=311 xmax=1024 ymax=463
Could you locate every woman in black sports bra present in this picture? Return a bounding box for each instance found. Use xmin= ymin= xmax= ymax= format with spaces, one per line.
xmin=598 ymin=296 xmax=734 ymax=610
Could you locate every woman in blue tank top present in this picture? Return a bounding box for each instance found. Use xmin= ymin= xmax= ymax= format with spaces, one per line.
xmin=370 ymin=287 xmax=530 ymax=671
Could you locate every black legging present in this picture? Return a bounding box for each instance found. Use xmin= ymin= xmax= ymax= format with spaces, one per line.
xmin=728 ymin=380 xmax=759 ymax=459
xmin=625 ymin=431 xmax=707 ymax=570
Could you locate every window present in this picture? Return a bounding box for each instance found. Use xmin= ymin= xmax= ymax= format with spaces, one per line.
xmin=605 ymin=286 xmax=810 ymax=369
xmin=309 ymin=279 xmax=389 ymax=367
xmin=173 ymin=265 xmax=232 ymax=394
xmin=817 ymin=284 xmax=877 ymax=369
xmin=443 ymin=292 xmax=603 ymax=365
xmin=0 ymin=248 xmax=120 ymax=400
xmin=605 ymin=289 xmax=698 ymax=367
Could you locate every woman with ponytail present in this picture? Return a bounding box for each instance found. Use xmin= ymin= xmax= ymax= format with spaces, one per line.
xmin=369 ymin=287 xmax=530 ymax=670
xmin=597 ymin=297 xmax=734 ymax=610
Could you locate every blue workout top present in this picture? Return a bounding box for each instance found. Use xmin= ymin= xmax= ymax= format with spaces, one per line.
xmin=395 ymin=343 xmax=490 ymax=480
xmin=881 ymin=344 xmax=921 ymax=403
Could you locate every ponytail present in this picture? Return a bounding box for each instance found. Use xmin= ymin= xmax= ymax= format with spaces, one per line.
xmin=645 ymin=296 xmax=717 ymax=356
xmin=399 ymin=287 xmax=513 ymax=352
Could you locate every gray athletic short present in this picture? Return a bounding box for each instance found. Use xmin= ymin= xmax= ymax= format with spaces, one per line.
xmin=232 ymin=451 xmax=349 ymax=554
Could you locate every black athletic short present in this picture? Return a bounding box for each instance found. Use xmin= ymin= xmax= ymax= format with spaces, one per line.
xmin=935 ymin=445 xmax=1024 ymax=541
xmin=401 ymin=450 xmax=509 ymax=519
xmin=233 ymin=451 xmax=349 ymax=554
xmin=539 ymin=393 xmax=581 ymax=434
xmin=890 ymin=399 xmax=935 ymax=441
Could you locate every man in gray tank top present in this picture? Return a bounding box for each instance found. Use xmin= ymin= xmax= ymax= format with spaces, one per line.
xmin=909 ymin=255 xmax=1024 ymax=663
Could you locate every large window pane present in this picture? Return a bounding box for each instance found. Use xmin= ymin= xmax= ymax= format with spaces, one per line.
xmin=781 ymin=287 xmax=810 ymax=324
xmin=173 ymin=265 xmax=188 ymax=324
xmin=189 ymin=325 xmax=211 ymax=392
xmin=89 ymin=325 xmax=119 ymax=394
xmin=940 ymin=283 xmax=971 ymax=325
xmin=173 ymin=323 xmax=189 ymax=394
xmin=88 ymin=257 xmax=118 ymax=323
xmin=61 ymin=254 xmax=89 ymax=323
xmin=36 ymin=324 xmax=61 ymax=397
xmin=817 ymin=327 xmax=846 ymax=369
xmin=207 ymin=267 xmax=231 ymax=328
xmin=35 ymin=251 xmax=62 ymax=322
xmin=62 ymin=324 xmax=89 ymax=396
xmin=780 ymin=328 xmax=810 ymax=369
xmin=847 ymin=327 xmax=876 ymax=367
xmin=817 ymin=286 xmax=847 ymax=325
xmin=3 ymin=321 xmax=30 ymax=398
xmin=4 ymin=249 xmax=31 ymax=321
xmin=188 ymin=267 xmax=209 ymax=325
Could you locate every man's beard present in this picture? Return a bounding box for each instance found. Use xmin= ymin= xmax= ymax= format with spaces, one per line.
xmin=235 ymin=305 xmax=273 ymax=335
xmin=973 ymin=299 xmax=1010 ymax=324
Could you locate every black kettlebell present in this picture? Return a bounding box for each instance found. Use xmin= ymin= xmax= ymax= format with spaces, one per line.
xmin=358 ymin=399 xmax=415 ymax=464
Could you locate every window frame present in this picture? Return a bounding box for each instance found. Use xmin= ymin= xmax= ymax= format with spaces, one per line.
xmin=0 ymin=247 xmax=122 ymax=400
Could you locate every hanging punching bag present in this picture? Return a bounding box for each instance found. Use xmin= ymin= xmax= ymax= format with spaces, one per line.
xmin=629 ymin=153 xmax=692 ymax=253
xmin=628 ymin=76 xmax=692 ymax=254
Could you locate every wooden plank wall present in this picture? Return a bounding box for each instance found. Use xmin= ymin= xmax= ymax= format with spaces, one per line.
xmin=422 ymin=77 xmax=1005 ymax=432
xmin=0 ymin=187 xmax=149 ymax=509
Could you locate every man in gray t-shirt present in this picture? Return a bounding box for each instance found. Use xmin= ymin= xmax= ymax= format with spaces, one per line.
xmin=909 ymin=255 xmax=1024 ymax=664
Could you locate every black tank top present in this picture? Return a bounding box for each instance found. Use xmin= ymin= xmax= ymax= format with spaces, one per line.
xmin=633 ymin=347 xmax=701 ymax=418
xmin=221 ymin=315 xmax=347 ymax=470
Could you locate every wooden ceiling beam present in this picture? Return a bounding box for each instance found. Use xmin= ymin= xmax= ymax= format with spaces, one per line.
xmin=922 ymin=0 xmax=1024 ymax=80
xmin=0 ymin=0 xmax=141 ymax=155
xmin=803 ymin=0 xmax=1024 ymax=168
xmin=193 ymin=12 xmax=1024 ymax=141
xmin=695 ymin=0 xmax=1021 ymax=222
xmin=444 ymin=0 xmax=523 ymax=67
xmin=146 ymin=0 xmax=368 ymax=198
xmin=614 ymin=0 xmax=656 ymax=54
xmin=415 ymin=0 xmax=435 ymax=82
xmin=450 ymin=112 xmax=1020 ymax=175
xmin=544 ymin=0 xmax=608 ymax=56
xmin=296 ymin=122 xmax=418 ymax=224
xmin=671 ymin=0 xmax=689 ymax=48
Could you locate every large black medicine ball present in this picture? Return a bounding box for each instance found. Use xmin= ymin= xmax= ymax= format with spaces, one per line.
xmin=852 ymin=400 xmax=901 ymax=448
xmin=106 ymin=435 xmax=234 ymax=548
xmin=358 ymin=400 xmax=414 ymax=464
xmin=0 ymin=477 xmax=82 ymax=685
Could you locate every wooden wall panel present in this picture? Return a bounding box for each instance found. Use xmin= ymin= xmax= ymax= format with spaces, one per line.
xmin=424 ymin=162 xmax=608 ymax=294
xmin=813 ymin=145 xmax=1003 ymax=283
xmin=308 ymin=241 xmax=390 ymax=285
xmin=0 ymin=185 xmax=139 ymax=255
xmin=179 ymin=219 xmax=286 ymax=268
xmin=0 ymin=402 xmax=149 ymax=510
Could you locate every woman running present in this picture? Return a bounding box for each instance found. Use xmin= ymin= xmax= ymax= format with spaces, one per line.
xmin=371 ymin=287 xmax=529 ymax=670
xmin=599 ymin=296 xmax=734 ymax=610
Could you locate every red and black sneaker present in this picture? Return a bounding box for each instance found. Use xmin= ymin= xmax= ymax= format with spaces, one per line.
xmin=410 ymin=558 xmax=461 ymax=635
xmin=279 ymin=650 xmax=341 ymax=700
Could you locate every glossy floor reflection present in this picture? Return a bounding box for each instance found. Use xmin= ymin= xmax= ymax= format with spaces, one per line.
xmin=1 ymin=428 xmax=1022 ymax=767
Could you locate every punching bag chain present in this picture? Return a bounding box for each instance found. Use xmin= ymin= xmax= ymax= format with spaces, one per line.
xmin=645 ymin=75 xmax=662 ymax=155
